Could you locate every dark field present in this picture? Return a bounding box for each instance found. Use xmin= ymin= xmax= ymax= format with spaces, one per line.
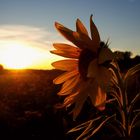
xmin=0 ymin=69 xmax=67 ymax=139
xmin=0 ymin=67 xmax=140 ymax=140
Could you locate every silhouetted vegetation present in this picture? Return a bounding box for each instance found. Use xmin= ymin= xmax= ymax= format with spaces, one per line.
xmin=0 ymin=54 xmax=140 ymax=140
xmin=67 ymin=52 xmax=140 ymax=140
xmin=117 ymin=51 xmax=140 ymax=72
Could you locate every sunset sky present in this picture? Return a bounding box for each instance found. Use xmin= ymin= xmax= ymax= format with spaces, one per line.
xmin=0 ymin=0 xmax=140 ymax=69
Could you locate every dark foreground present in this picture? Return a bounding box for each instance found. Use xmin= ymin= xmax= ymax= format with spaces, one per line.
xmin=0 ymin=69 xmax=140 ymax=140
xmin=0 ymin=69 xmax=67 ymax=139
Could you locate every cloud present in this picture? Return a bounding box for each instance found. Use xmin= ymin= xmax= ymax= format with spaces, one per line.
xmin=0 ymin=24 xmax=67 ymax=51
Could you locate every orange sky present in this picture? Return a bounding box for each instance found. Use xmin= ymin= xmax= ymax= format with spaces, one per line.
xmin=0 ymin=39 xmax=62 ymax=70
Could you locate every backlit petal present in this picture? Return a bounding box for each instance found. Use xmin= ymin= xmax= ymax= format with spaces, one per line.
xmin=53 ymin=43 xmax=81 ymax=53
xmin=58 ymin=75 xmax=80 ymax=95
xmin=90 ymin=15 xmax=100 ymax=50
xmin=72 ymin=93 xmax=87 ymax=120
xmin=63 ymin=91 xmax=79 ymax=107
xmin=53 ymin=69 xmax=79 ymax=84
xmin=72 ymin=79 xmax=95 ymax=119
xmin=88 ymin=80 xmax=106 ymax=110
xmin=76 ymin=19 xmax=88 ymax=36
xmin=95 ymin=86 xmax=106 ymax=110
xmin=52 ymin=43 xmax=81 ymax=58
xmin=55 ymin=22 xmax=85 ymax=49
xmin=58 ymin=89 xmax=73 ymax=96
xmin=79 ymin=33 xmax=97 ymax=52
xmin=52 ymin=59 xmax=78 ymax=71
xmin=51 ymin=50 xmax=79 ymax=59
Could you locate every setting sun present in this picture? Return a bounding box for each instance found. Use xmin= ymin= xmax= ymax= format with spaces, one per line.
xmin=0 ymin=41 xmax=53 ymax=69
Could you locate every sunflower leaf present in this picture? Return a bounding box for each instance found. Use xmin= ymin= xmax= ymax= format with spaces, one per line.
xmin=124 ymin=64 xmax=140 ymax=81
xmin=81 ymin=114 xmax=116 ymax=140
xmin=129 ymin=112 xmax=140 ymax=135
xmin=75 ymin=116 xmax=106 ymax=140
xmin=133 ymin=109 xmax=140 ymax=113
xmin=113 ymin=119 xmax=126 ymax=136
xmin=128 ymin=92 xmax=140 ymax=114
xmin=132 ymin=112 xmax=140 ymax=128
xmin=68 ymin=116 xmax=102 ymax=133
xmin=108 ymin=89 xmax=122 ymax=109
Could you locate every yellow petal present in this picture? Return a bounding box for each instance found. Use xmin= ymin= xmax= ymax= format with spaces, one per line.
xmin=95 ymin=86 xmax=106 ymax=110
xmin=58 ymin=75 xmax=80 ymax=95
xmin=63 ymin=91 xmax=79 ymax=107
xmin=52 ymin=43 xmax=81 ymax=58
xmin=76 ymin=19 xmax=89 ymax=36
xmin=55 ymin=22 xmax=85 ymax=49
xmin=53 ymin=69 xmax=79 ymax=84
xmin=88 ymin=80 xmax=106 ymax=110
xmin=53 ymin=43 xmax=81 ymax=53
xmin=72 ymin=79 xmax=92 ymax=119
xmin=79 ymin=33 xmax=97 ymax=52
xmin=58 ymin=89 xmax=72 ymax=96
xmin=52 ymin=59 xmax=78 ymax=71
xmin=72 ymin=94 xmax=87 ymax=120
xmin=51 ymin=50 xmax=79 ymax=59
xmin=90 ymin=15 xmax=100 ymax=50
xmin=98 ymin=47 xmax=114 ymax=64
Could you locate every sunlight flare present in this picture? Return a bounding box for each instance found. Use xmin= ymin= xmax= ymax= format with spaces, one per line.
xmin=0 ymin=41 xmax=50 ymax=69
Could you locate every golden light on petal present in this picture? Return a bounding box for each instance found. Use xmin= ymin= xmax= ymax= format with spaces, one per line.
xmin=0 ymin=41 xmax=51 ymax=69
xmin=51 ymin=16 xmax=114 ymax=119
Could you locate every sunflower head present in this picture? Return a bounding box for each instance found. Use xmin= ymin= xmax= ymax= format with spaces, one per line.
xmin=51 ymin=15 xmax=114 ymax=119
xmin=78 ymin=48 xmax=97 ymax=80
xmin=78 ymin=41 xmax=111 ymax=80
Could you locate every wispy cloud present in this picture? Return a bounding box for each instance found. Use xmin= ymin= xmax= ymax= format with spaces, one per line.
xmin=0 ymin=24 xmax=63 ymax=50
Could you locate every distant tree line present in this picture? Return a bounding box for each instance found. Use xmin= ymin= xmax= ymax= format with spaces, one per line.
xmin=115 ymin=51 xmax=140 ymax=73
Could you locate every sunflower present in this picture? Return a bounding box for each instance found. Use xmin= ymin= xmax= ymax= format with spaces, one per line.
xmin=51 ymin=15 xmax=114 ymax=120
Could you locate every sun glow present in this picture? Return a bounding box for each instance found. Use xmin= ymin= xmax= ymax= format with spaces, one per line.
xmin=0 ymin=41 xmax=50 ymax=69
